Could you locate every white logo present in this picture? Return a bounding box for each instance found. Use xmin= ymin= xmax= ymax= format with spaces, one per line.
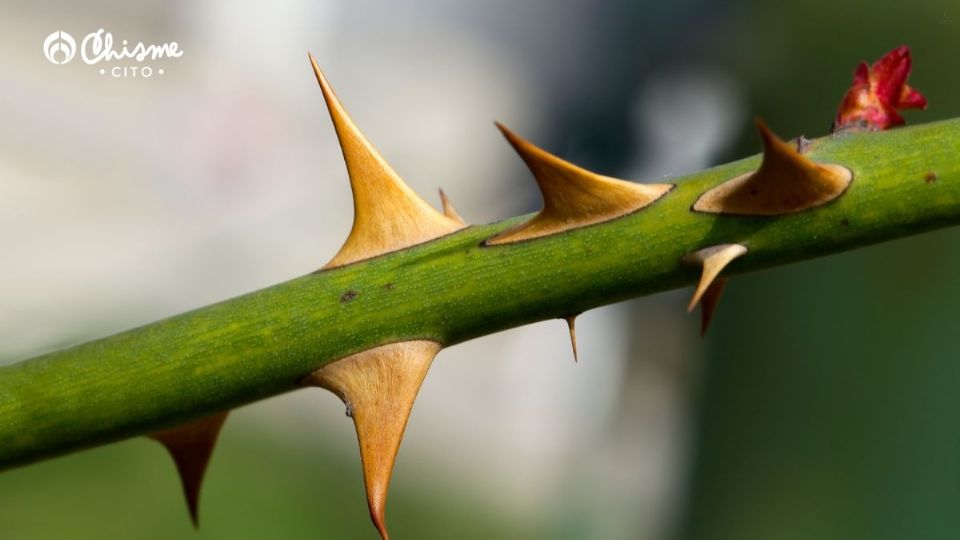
xmin=43 ymin=29 xmax=183 ymax=78
xmin=43 ymin=31 xmax=76 ymax=64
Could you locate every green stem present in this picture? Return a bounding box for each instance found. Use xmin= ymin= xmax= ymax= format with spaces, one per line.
xmin=2 ymin=119 xmax=959 ymax=470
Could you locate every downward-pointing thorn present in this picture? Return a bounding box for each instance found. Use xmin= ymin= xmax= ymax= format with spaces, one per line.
xmin=302 ymin=340 xmax=441 ymax=540
xmin=372 ymin=509 xmax=390 ymax=540
xmin=684 ymin=244 xmax=747 ymax=313
xmin=564 ymin=315 xmax=579 ymax=362
xmin=150 ymin=412 xmax=228 ymax=528
xmin=699 ymin=278 xmax=729 ymax=336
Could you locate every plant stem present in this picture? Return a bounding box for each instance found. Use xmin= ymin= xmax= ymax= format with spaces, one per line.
xmin=2 ymin=119 xmax=958 ymax=470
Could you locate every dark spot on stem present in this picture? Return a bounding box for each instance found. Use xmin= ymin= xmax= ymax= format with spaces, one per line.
xmin=383 ymin=283 xmax=395 ymax=291
xmin=840 ymin=218 xmax=850 ymax=227
xmin=340 ymin=290 xmax=358 ymax=303
xmin=924 ymin=171 xmax=938 ymax=183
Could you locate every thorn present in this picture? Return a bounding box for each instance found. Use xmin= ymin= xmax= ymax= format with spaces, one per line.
xmin=302 ymin=340 xmax=441 ymax=540
xmin=692 ymin=119 xmax=852 ymax=216
xmin=684 ymin=244 xmax=747 ymax=313
xmin=308 ymin=54 xmax=465 ymax=269
xmin=564 ymin=315 xmax=579 ymax=362
xmin=486 ymin=123 xmax=673 ymax=245
xmin=150 ymin=412 xmax=228 ymax=528
xmin=438 ymin=188 xmax=466 ymax=225
xmin=699 ymin=277 xmax=728 ymax=336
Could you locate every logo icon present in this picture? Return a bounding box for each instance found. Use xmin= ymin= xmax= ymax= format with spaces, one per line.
xmin=41 ymin=29 xmax=183 ymax=78
xmin=43 ymin=31 xmax=76 ymax=64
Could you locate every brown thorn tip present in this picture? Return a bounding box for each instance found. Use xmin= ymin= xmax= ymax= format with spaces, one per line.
xmin=699 ymin=278 xmax=729 ymax=337
xmin=302 ymin=341 xmax=441 ymax=540
xmin=372 ymin=507 xmax=390 ymax=540
xmin=438 ymin=188 xmax=466 ymax=225
xmin=150 ymin=412 xmax=228 ymax=528
xmin=487 ymin=123 xmax=673 ymax=245
xmin=564 ymin=315 xmax=579 ymax=362
xmin=310 ymin=58 xmax=464 ymax=269
xmin=692 ymin=120 xmax=852 ymax=216
xmin=684 ymin=244 xmax=747 ymax=312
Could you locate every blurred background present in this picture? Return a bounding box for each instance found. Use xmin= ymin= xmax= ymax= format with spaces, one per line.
xmin=1 ymin=0 xmax=959 ymax=538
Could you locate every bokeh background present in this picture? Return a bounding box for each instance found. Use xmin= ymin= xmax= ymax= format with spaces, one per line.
xmin=1 ymin=1 xmax=959 ymax=539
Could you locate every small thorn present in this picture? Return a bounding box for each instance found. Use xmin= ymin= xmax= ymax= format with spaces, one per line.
xmin=684 ymin=244 xmax=747 ymax=312
xmin=564 ymin=315 xmax=579 ymax=362
xmin=308 ymin=54 xmax=465 ymax=269
xmin=486 ymin=123 xmax=673 ymax=245
xmin=699 ymin=278 xmax=728 ymax=336
xmin=438 ymin=188 xmax=466 ymax=225
xmin=302 ymin=341 xmax=441 ymax=540
xmin=692 ymin=119 xmax=852 ymax=216
xmin=150 ymin=412 xmax=228 ymax=528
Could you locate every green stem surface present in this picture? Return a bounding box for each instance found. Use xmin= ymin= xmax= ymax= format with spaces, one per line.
xmin=2 ymin=120 xmax=959 ymax=469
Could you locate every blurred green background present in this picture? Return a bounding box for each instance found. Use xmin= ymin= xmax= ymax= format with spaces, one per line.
xmin=1 ymin=0 xmax=959 ymax=538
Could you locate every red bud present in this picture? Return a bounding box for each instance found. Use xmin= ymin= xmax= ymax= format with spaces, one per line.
xmin=833 ymin=46 xmax=927 ymax=132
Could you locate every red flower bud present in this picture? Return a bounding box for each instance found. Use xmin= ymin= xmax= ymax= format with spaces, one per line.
xmin=833 ymin=46 xmax=927 ymax=132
